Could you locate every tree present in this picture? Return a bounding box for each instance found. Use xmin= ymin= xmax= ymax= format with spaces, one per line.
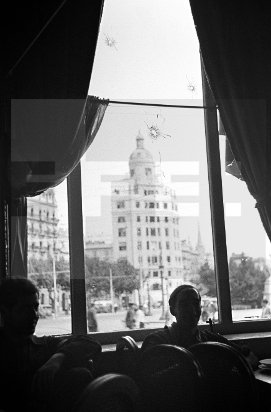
xmin=85 ymin=257 xmax=139 ymax=298
xmin=112 ymin=259 xmax=139 ymax=295
xmin=28 ymin=256 xmax=70 ymax=290
xmin=197 ymin=261 xmax=217 ymax=297
xmin=229 ymin=253 xmax=268 ymax=307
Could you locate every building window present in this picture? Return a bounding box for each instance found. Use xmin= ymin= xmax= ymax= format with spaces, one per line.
xmin=145 ymin=168 xmax=152 ymax=176
xmin=137 ymin=241 xmax=142 ymax=250
xmin=149 ymin=202 xmax=155 ymax=208
xmin=118 ymin=228 xmax=126 ymax=237
xmin=150 ymin=228 xmax=156 ymax=236
xmin=117 ymin=201 xmax=125 ymax=209
xmin=119 ymin=243 xmax=127 ymax=251
xmin=163 ymin=203 xmax=168 ymax=209
xmin=152 ymin=283 xmax=161 ymax=290
xmin=118 ymin=216 xmax=126 ymax=223
xmin=146 ymin=241 xmax=149 ymax=250
xmin=165 ymin=216 xmax=168 ymax=222
xmin=136 ymin=201 xmax=140 ymax=208
xmin=168 ymin=270 xmax=171 ymax=277
xmin=146 ymin=216 xmax=148 ymax=222
xmin=153 ymin=271 xmax=159 ymax=277
xmin=146 ymin=228 xmax=149 ymax=236
xmin=137 ymin=216 xmax=141 ymax=222
xmin=150 ymin=216 xmax=155 ymax=223
xmin=157 ymin=216 xmax=160 ymax=222
xmin=166 ymin=241 xmax=170 ymax=250
xmin=167 ymin=256 xmax=171 ymax=263
xmin=137 ymin=228 xmax=141 ymax=236
xmin=165 ymin=228 xmax=169 ymax=236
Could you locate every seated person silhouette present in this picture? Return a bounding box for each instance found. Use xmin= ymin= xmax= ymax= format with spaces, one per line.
xmin=0 ymin=277 xmax=101 ymax=412
xmin=141 ymin=285 xmax=258 ymax=368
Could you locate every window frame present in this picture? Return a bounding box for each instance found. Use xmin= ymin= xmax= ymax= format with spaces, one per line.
xmin=64 ymin=69 xmax=271 ymax=342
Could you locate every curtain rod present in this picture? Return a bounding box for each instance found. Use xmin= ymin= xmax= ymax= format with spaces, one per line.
xmin=108 ymin=99 xmax=217 ymax=110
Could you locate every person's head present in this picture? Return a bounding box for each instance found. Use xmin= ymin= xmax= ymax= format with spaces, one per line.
xmin=0 ymin=277 xmax=39 ymax=337
xmin=169 ymin=285 xmax=201 ymax=329
xmin=263 ymin=299 xmax=269 ymax=306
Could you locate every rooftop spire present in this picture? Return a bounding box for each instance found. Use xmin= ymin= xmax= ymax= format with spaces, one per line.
xmin=136 ymin=130 xmax=144 ymax=148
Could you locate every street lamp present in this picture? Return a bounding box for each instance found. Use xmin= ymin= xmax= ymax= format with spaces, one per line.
xmin=159 ymin=263 xmax=166 ymax=320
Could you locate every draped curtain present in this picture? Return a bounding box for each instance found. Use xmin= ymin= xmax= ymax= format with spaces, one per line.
xmin=189 ymin=1 xmax=271 ymax=242
xmin=6 ymin=1 xmax=107 ymax=277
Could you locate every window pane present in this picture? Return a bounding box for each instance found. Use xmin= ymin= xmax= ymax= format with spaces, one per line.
xmin=81 ymin=103 xmax=216 ymax=332
xmin=219 ymin=134 xmax=271 ymax=322
xmin=27 ymin=181 xmax=71 ymax=336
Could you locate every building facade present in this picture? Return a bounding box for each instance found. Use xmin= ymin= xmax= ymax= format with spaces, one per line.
xmin=111 ymin=131 xmax=185 ymax=304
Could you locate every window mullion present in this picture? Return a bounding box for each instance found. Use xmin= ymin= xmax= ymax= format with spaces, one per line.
xmin=67 ymin=163 xmax=87 ymax=334
xmin=201 ymin=64 xmax=232 ymax=326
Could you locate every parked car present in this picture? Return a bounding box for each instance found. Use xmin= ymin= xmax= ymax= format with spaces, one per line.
xmin=94 ymin=300 xmax=113 ymax=313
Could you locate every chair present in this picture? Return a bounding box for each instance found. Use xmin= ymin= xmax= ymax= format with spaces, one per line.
xmin=116 ymin=336 xmax=139 ymax=352
xmin=136 ymin=344 xmax=204 ymax=412
xmin=115 ymin=336 xmax=139 ymax=380
xmin=190 ymin=342 xmax=259 ymax=412
xmin=75 ymin=373 xmax=140 ymax=412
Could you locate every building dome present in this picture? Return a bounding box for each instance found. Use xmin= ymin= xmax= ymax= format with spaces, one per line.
xmin=129 ymin=131 xmax=155 ymax=180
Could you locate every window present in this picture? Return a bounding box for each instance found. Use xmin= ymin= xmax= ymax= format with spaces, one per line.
xmin=27 ymin=181 xmax=71 ymax=336
xmin=24 ymin=0 xmax=271 ymax=345
xmin=150 ymin=228 xmax=156 ymax=236
xmin=146 ymin=228 xmax=149 ymax=236
xmin=118 ymin=216 xmax=126 ymax=223
xmin=166 ymin=241 xmax=170 ymax=250
xmin=117 ymin=201 xmax=125 ymax=209
xmin=137 ymin=241 xmax=142 ymax=250
xmin=119 ymin=243 xmax=127 ymax=251
xmin=118 ymin=228 xmax=126 ymax=237
xmin=137 ymin=216 xmax=141 ymax=222
xmin=150 ymin=216 xmax=155 ymax=223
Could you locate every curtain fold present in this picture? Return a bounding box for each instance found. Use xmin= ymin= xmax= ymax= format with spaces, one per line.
xmin=11 ymin=96 xmax=108 ymax=198
xmin=189 ymin=1 xmax=271 ymax=242
xmin=7 ymin=0 xmax=106 ymax=277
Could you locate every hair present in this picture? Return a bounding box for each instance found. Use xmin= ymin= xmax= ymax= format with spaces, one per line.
xmin=263 ymin=299 xmax=269 ymax=304
xmin=0 ymin=278 xmax=39 ymax=310
xmin=169 ymin=284 xmax=201 ymax=316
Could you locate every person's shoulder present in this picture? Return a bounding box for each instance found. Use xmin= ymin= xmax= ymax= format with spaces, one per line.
xmin=200 ymin=329 xmax=230 ymax=345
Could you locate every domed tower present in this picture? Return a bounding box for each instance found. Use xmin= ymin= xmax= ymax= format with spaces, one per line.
xmin=129 ymin=130 xmax=155 ymax=182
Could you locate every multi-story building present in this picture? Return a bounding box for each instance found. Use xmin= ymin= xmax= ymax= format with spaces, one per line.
xmin=111 ymin=131 xmax=184 ymax=304
xmin=27 ymin=188 xmax=60 ymax=260
xmin=85 ymin=239 xmax=113 ymax=261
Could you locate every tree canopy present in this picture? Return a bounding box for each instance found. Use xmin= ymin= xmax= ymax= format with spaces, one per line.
xmin=85 ymin=257 xmax=139 ymax=298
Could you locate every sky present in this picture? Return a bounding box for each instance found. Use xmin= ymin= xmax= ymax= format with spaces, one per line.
xmin=55 ymin=0 xmax=271 ymax=262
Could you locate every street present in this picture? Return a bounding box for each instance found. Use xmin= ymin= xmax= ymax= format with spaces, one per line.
xmin=35 ymin=307 xmax=263 ymax=336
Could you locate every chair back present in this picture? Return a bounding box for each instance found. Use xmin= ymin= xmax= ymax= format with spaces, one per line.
xmin=115 ymin=336 xmax=139 ymax=380
xmin=76 ymin=373 xmax=139 ymax=412
xmin=190 ymin=342 xmax=258 ymax=412
xmin=136 ymin=344 xmax=204 ymax=412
